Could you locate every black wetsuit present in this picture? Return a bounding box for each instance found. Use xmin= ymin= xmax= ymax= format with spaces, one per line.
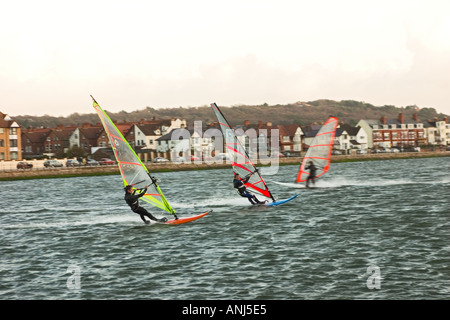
xmin=233 ymin=176 xmax=261 ymax=204
xmin=124 ymin=187 xmax=158 ymax=223
xmin=305 ymin=163 xmax=317 ymax=187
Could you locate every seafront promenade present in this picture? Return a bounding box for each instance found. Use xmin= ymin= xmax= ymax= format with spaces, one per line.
xmin=1 ymin=151 xmax=449 ymax=181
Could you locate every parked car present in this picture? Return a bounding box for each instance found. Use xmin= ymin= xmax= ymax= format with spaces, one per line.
xmin=99 ymin=158 xmax=116 ymax=165
xmin=215 ymin=153 xmax=232 ymax=161
xmin=202 ymin=155 xmax=214 ymax=161
xmin=85 ymin=159 xmax=99 ymax=166
xmin=44 ymin=160 xmax=63 ymax=167
xmin=271 ymin=152 xmax=285 ymax=157
xmin=17 ymin=161 xmax=33 ymax=169
xmin=152 ymin=157 xmax=169 ymax=163
xmin=188 ymin=155 xmax=201 ymax=161
xmin=356 ymin=149 xmax=367 ymax=154
xmin=391 ymin=148 xmax=400 ymax=153
xmin=66 ymin=159 xmax=81 ymax=167
xmin=332 ymin=150 xmax=342 ymax=155
xmin=173 ymin=156 xmax=187 ymax=163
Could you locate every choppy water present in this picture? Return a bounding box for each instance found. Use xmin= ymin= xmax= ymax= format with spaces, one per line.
xmin=0 ymin=157 xmax=449 ymax=300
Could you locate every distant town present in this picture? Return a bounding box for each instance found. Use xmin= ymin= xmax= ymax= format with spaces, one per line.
xmin=1 ymin=108 xmax=449 ymax=167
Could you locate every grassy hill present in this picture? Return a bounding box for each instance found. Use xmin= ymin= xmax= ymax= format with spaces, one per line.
xmin=15 ymin=100 xmax=448 ymax=128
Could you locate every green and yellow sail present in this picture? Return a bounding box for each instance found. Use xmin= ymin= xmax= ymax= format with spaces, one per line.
xmin=91 ymin=95 xmax=175 ymax=215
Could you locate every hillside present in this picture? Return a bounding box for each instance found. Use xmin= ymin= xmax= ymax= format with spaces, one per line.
xmin=14 ymin=100 xmax=448 ymax=128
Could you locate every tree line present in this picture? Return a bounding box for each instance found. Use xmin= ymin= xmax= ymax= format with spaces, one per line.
xmin=15 ymin=99 xmax=447 ymax=129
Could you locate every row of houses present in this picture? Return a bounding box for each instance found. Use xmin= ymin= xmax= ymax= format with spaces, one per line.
xmin=1 ymin=111 xmax=449 ymax=162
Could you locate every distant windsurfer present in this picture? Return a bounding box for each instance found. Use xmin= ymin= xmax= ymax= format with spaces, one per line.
xmin=233 ymin=173 xmax=266 ymax=205
xmin=305 ymin=161 xmax=317 ymax=188
xmin=124 ymin=185 xmax=168 ymax=224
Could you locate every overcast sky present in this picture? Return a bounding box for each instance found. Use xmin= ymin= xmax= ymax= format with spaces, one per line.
xmin=1 ymin=0 xmax=449 ymax=117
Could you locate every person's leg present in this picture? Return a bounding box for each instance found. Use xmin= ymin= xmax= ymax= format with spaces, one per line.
xmin=244 ymin=191 xmax=256 ymax=204
xmin=251 ymin=194 xmax=262 ymax=203
xmin=135 ymin=206 xmax=158 ymax=222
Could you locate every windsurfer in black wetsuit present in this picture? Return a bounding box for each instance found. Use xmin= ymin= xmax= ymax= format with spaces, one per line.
xmin=305 ymin=161 xmax=317 ymax=188
xmin=233 ymin=173 xmax=265 ymax=204
xmin=124 ymin=185 xmax=168 ymax=224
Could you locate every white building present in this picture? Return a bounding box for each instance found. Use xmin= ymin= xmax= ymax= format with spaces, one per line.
xmin=424 ymin=117 xmax=450 ymax=146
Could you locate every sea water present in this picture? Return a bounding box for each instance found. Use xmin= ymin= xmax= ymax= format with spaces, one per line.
xmin=0 ymin=157 xmax=449 ymax=299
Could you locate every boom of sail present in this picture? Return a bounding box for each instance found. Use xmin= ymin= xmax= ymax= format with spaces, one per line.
xmin=296 ymin=116 xmax=338 ymax=183
xmin=91 ymin=95 xmax=175 ymax=215
xmin=210 ymin=102 xmax=275 ymax=201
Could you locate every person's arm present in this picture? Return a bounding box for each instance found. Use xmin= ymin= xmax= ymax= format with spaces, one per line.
xmin=137 ymin=185 xmax=149 ymax=198
xmin=128 ymin=186 xmax=148 ymax=200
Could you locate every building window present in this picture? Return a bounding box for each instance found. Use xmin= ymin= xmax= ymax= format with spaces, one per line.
xmin=9 ymin=139 xmax=18 ymax=147
xmin=9 ymin=128 xmax=17 ymax=135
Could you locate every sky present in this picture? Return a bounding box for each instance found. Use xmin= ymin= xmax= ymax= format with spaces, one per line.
xmin=1 ymin=0 xmax=450 ymax=117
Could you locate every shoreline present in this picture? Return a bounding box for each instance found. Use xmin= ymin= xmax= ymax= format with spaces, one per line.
xmin=1 ymin=151 xmax=449 ymax=181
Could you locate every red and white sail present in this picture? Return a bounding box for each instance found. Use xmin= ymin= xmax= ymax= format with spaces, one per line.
xmin=210 ymin=103 xmax=275 ymax=200
xmin=296 ymin=117 xmax=338 ymax=183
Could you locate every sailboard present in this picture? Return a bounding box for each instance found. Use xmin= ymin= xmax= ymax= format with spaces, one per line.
xmin=159 ymin=211 xmax=210 ymax=225
xmin=259 ymin=194 xmax=299 ymax=207
xmin=91 ymin=95 xmax=210 ymax=225
xmin=210 ymin=102 xmax=297 ymax=206
xmin=296 ymin=116 xmax=338 ymax=187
